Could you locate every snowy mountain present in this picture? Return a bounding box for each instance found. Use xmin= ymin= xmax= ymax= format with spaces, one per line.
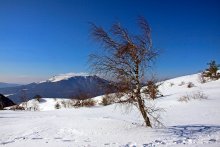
xmin=40 ymin=72 xmax=90 ymax=83
xmin=0 ymin=73 xmax=110 ymax=103
xmin=1 ymin=72 xmax=220 ymax=146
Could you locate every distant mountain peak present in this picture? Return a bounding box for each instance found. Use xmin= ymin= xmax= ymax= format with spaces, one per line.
xmin=40 ymin=72 xmax=91 ymax=83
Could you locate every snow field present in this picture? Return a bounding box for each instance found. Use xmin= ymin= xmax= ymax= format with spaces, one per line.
xmin=1 ymin=73 xmax=220 ymax=146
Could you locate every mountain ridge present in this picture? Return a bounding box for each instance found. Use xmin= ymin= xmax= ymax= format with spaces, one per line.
xmin=0 ymin=82 xmax=21 ymax=88
xmin=0 ymin=75 xmax=110 ymax=103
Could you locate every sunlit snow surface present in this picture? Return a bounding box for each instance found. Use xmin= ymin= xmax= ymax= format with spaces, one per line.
xmin=1 ymin=73 xmax=220 ymax=146
xmin=39 ymin=72 xmax=89 ymax=83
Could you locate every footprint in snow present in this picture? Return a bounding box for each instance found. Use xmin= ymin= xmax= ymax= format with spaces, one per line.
xmin=143 ymin=143 xmax=153 ymax=147
xmin=154 ymin=140 xmax=166 ymax=144
xmin=31 ymin=137 xmax=43 ymax=140
xmin=14 ymin=136 xmax=25 ymax=140
xmin=54 ymin=137 xmax=62 ymax=140
xmin=62 ymin=139 xmax=75 ymax=142
xmin=209 ymin=139 xmax=216 ymax=142
xmin=173 ymin=139 xmax=183 ymax=144
xmin=124 ymin=142 xmax=137 ymax=147
xmin=1 ymin=140 xmax=15 ymax=145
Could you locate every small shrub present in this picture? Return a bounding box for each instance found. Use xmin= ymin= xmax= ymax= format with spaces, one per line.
xmin=61 ymin=100 xmax=77 ymax=108
xmin=61 ymin=100 xmax=67 ymax=108
xmin=101 ymin=97 xmax=112 ymax=106
xmin=178 ymin=81 xmax=185 ymax=86
xmin=55 ymin=102 xmax=61 ymax=109
xmin=178 ymin=95 xmax=190 ymax=102
xmin=73 ymin=100 xmax=82 ymax=107
xmin=198 ymin=74 xmax=206 ymax=84
xmin=33 ymin=95 xmax=42 ymax=102
xmin=73 ymin=99 xmax=96 ymax=107
xmin=191 ymin=91 xmax=208 ymax=100
xmin=101 ymin=93 xmax=115 ymax=106
xmin=9 ymin=105 xmax=25 ymax=111
xmin=32 ymin=100 xmax=39 ymax=111
xmin=187 ymin=82 xmax=195 ymax=88
xmin=101 ymin=97 xmax=109 ymax=106
xmin=83 ymin=99 xmax=96 ymax=107
xmin=67 ymin=99 xmax=76 ymax=108
xmin=170 ymin=82 xmax=174 ymax=87
xmin=178 ymin=91 xmax=208 ymax=102
xmin=20 ymin=102 xmax=28 ymax=110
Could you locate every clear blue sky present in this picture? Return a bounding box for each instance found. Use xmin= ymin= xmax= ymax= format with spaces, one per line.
xmin=0 ymin=0 xmax=219 ymax=84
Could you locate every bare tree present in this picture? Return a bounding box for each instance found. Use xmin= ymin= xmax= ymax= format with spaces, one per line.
xmin=89 ymin=17 xmax=159 ymax=127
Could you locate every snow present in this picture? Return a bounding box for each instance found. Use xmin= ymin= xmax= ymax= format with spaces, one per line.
xmin=1 ymin=72 xmax=220 ymax=146
xmin=39 ymin=72 xmax=90 ymax=83
xmin=4 ymin=94 xmax=14 ymax=97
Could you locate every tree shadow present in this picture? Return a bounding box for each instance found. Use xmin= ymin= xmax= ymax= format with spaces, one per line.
xmin=138 ymin=125 xmax=220 ymax=146
xmin=156 ymin=94 xmax=173 ymax=99
xmin=166 ymin=125 xmax=220 ymax=138
xmin=0 ymin=117 xmax=19 ymax=118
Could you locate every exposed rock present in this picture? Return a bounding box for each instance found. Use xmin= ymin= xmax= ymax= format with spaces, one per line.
xmin=0 ymin=94 xmax=16 ymax=109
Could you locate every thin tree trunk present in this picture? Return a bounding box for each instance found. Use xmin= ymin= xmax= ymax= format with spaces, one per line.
xmin=134 ymin=62 xmax=152 ymax=127
xmin=137 ymin=97 xmax=152 ymax=127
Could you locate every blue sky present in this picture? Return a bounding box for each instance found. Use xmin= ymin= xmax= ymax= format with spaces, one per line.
xmin=0 ymin=0 xmax=219 ymax=84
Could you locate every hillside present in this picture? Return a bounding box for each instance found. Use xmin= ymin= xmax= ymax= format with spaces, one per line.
xmin=0 ymin=72 xmax=220 ymax=146
xmin=0 ymin=94 xmax=15 ymax=109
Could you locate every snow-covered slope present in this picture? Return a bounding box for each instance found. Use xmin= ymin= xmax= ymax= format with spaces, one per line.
xmin=40 ymin=72 xmax=90 ymax=83
xmin=0 ymin=72 xmax=220 ymax=146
